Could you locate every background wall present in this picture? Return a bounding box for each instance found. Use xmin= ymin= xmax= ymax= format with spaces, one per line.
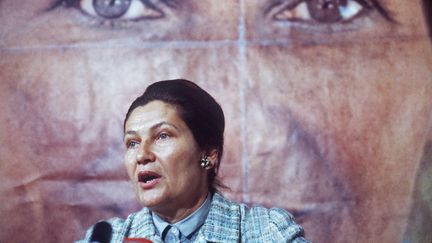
xmin=0 ymin=0 xmax=431 ymax=242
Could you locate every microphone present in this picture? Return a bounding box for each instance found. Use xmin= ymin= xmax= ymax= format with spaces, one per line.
xmin=90 ymin=221 xmax=112 ymax=243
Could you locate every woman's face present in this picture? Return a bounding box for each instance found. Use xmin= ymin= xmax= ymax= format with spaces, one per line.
xmin=123 ymin=101 xmax=208 ymax=219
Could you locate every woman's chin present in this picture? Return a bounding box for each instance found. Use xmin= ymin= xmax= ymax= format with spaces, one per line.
xmin=135 ymin=190 xmax=165 ymax=208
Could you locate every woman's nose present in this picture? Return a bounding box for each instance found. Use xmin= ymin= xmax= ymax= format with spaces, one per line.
xmin=136 ymin=141 xmax=155 ymax=164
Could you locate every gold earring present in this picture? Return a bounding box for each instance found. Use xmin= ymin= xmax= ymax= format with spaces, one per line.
xmin=200 ymin=156 xmax=212 ymax=169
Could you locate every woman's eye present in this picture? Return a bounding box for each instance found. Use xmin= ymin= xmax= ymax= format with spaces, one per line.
xmin=50 ymin=0 xmax=165 ymax=20
xmin=80 ymin=0 xmax=163 ymax=20
xmin=274 ymin=0 xmax=366 ymax=23
xmin=127 ymin=140 xmax=139 ymax=148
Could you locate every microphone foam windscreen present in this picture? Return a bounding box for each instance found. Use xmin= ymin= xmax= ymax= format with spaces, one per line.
xmin=90 ymin=221 xmax=112 ymax=243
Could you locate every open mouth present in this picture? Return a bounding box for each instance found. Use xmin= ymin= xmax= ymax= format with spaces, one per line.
xmin=138 ymin=171 xmax=161 ymax=184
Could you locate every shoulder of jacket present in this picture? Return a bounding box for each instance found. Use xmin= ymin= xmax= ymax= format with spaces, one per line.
xmin=240 ymin=205 xmax=308 ymax=242
xmin=241 ymin=204 xmax=295 ymax=222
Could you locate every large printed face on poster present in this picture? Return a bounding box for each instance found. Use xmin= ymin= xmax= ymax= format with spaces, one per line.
xmin=0 ymin=1 xmax=431 ymax=242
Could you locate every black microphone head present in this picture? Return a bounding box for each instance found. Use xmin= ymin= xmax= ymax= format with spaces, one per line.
xmin=90 ymin=221 xmax=112 ymax=243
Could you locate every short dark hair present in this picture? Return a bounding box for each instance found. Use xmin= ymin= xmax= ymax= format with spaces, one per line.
xmin=124 ymin=79 xmax=226 ymax=193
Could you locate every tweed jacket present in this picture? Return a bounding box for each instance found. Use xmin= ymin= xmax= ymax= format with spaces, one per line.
xmin=77 ymin=193 xmax=309 ymax=243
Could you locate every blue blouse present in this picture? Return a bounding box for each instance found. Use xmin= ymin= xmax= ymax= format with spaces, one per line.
xmin=152 ymin=194 xmax=212 ymax=242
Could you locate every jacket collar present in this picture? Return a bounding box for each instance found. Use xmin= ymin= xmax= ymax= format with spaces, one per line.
xmin=126 ymin=193 xmax=241 ymax=242
xmin=126 ymin=207 xmax=162 ymax=242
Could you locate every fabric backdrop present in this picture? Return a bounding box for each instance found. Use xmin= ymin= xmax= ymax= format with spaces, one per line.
xmin=1 ymin=0 xmax=431 ymax=242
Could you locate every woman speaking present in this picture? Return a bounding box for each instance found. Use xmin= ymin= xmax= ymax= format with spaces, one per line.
xmin=78 ymin=79 xmax=308 ymax=242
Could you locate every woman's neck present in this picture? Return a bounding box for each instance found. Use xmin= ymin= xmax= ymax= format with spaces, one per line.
xmin=152 ymin=190 xmax=210 ymax=224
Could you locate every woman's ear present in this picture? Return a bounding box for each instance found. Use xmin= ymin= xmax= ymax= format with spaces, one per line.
xmin=204 ymin=148 xmax=219 ymax=171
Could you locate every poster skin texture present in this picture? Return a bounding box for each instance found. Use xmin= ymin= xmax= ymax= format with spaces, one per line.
xmin=0 ymin=0 xmax=431 ymax=242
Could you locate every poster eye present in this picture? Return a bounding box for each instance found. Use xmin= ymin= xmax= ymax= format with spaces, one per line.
xmin=274 ymin=0 xmax=364 ymax=23
xmin=91 ymin=0 xmax=132 ymax=19
xmin=80 ymin=0 xmax=163 ymax=20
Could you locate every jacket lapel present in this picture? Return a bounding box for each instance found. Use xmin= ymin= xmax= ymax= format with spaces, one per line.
xmin=123 ymin=207 xmax=163 ymax=243
xmin=200 ymin=193 xmax=241 ymax=242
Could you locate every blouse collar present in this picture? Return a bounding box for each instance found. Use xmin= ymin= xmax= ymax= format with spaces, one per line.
xmin=152 ymin=193 xmax=212 ymax=239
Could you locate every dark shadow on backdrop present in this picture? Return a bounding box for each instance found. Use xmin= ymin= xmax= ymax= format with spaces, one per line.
xmin=403 ymin=140 xmax=432 ymax=243
xmin=401 ymin=2 xmax=431 ymax=242
xmin=423 ymin=0 xmax=432 ymax=38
